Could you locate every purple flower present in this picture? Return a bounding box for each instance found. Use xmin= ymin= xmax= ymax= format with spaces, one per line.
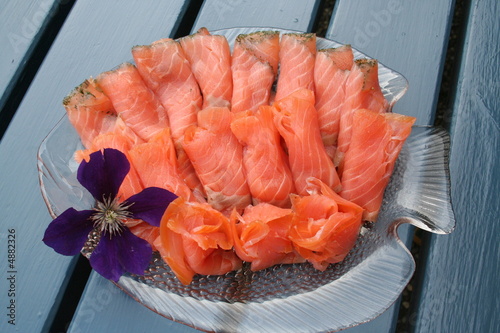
xmin=43 ymin=148 xmax=177 ymax=281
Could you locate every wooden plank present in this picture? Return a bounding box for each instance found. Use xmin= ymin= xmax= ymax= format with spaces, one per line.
xmin=0 ymin=1 xmax=191 ymax=332
xmin=326 ymin=0 xmax=455 ymax=331
xmin=69 ymin=274 xmax=198 ymax=333
xmin=0 ymin=0 xmax=59 ymax=110
xmin=192 ymin=0 xmax=321 ymax=32
xmin=68 ymin=1 xmax=325 ymax=332
xmin=413 ymin=0 xmax=500 ymax=331
xmin=328 ymin=0 xmax=455 ymax=126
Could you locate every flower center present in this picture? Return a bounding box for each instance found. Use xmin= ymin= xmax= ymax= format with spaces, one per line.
xmin=91 ymin=196 xmax=132 ymax=237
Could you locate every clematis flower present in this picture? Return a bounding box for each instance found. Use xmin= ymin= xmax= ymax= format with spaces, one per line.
xmin=43 ymin=148 xmax=177 ymax=281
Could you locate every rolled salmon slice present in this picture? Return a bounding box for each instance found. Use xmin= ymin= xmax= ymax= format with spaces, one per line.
xmin=63 ymin=78 xmax=117 ymax=148
xmin=340 ymin=109 xmax=415 ymax=221
xmin=132 ymin=38 xmax=201 ymax=144
xmin=183 ymin=107 xmax=251 ymax=214
xmin=275 ymin=32 xmax=316 ymax=101
xmin=96 ymin=62 xmax=168 ymax=141
xmin=335 ymin=59 xmax=389 ymax=171
xmin=128 ymin=128 xmax=196 ymax=202
xmin=231 ymin=31 xmax=279 ymax=113
xmin=230 ymin=203 xmax=304 ymax=271
xmin=131 ymin=41 xmax=206 ymax=196
xmin=127 ymin=219 xmax=160 ymax=251
xmin=273 ymin=89 xmax=341 ymax=195
xmin=158 ymin=197 xmax=242 ymax=285
xmin=179 ymin=27 xmax=233 ymax=108
xmin=230 ymin=106 xmax=295 ymax=207
xmin=289 ymin=177 xmax=363 ymax=271
xmin=314 ymin=45 xmax=354 ymax=158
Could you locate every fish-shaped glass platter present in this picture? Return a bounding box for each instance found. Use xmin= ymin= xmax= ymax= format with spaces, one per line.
xmin=37 ymin=27 xmax=455 ymax=332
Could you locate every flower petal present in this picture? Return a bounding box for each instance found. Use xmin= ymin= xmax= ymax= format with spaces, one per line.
xmin=77 ymin=148 xmax=130 ymax=200
xmin=43 ymin=208 xmax=94 ymax=255
xmin=126 ymin=187 xmax=178 ymax=227
xmin=89 ymin=228 xmax=152 ymax=282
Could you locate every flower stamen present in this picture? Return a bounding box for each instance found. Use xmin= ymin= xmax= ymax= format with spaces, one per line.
xmin=91 ymin=196 xmax=133 ymax=238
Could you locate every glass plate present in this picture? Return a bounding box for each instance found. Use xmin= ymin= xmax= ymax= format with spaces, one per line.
xmin=37 ymin=27 xmax=455 ymax=332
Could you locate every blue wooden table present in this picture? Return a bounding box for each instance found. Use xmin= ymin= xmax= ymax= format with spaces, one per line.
xmin=0 ymin=0 xmax=498 ymax=332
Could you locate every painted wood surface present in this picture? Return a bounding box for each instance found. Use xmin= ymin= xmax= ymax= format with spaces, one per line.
xmin=0 ymin=0 xmax=59 ymax=111
xmin=192 ymin=0 xmax=321 ymax=32
xmin=68 ymin=1 xmax=325 ymax=332
xmin=413 ymin=0 xmax=500 ymax=332
xmin=326 ymin=1 xmax=455 ymax=331
xmin=0 ymin=1 xmax=190 ymax=332
xmin=328 ymin=0 xmax=455 ymax=126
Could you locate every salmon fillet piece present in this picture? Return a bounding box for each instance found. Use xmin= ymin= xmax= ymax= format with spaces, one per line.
xmin=179 ymin=27 xmax=232 ymax=108
xmin=340 ymin=109 xmax=415 ymax=221
xmin=231 ymin=31 xmax=279 ymax=113
xmin=314 ymin=46 xmax=354 ymax=158
xmin=158 ymin=197 xmax=242 ymax=285
xmin=132 ymin=38 xmax=201 ymax=144
xmin=231 ymin=106 xmax=295 ymax=207
xmin=183 ymin=107 xmax=251 ymax=214
xmin=63 ymin=79 xmax=117 ymax=148
xmin=128 ymin=128 xmax=196 ymax=202
xmin=275 ymin=32 xmax=316 ymax=101
xmin=273 ymin=89 xmax=341 ymax=195
xmin=289 ymin=178 xmax=363 ymax=270
xmin=335 ymin=59 xmax=389 ymax=171
xmin=132 ymin=39 xmax=205 ymax=195
xmin=230 ymin=203 xmax=304 ymax=271
xmin=96 ymin=63 xmax=168 ymax=141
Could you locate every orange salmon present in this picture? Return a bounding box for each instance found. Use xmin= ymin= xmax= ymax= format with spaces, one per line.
xmin=340 ymin=109 xmax=415 ymax=221
xmin=132 ymin=39 xmax=205 ymax=195
xmin=183 ymin=107 xmax=251 ymax=214
xmin=273 ymin=89 xmax=341 ymax=195
xmin=289 ymin=177 xmax=363 ymax=270
xmin=96 ymin=63 xmax=168 ymax=141
xmin=275 ymin=33 xmax=316 ymax=101
xmin=158 ymin=197 xmax=242 ymax=285
xmin=179 ymin=27 xmax=232 ymax=108
xmin=231 ymin=106 xmax=295 ymax=207
xmin=230 ymin=203 xmax=303 ymax=271
xmin=63 ymin=79 xmax=117 ymax=148
xmin=128 ymin=128 xmax=196 ymax=202
xmin=314 ymin=46 xmax=354 ymax=158
xmin=231 ymin=31 xmax=279 ymax=113
xmin=132 ymin=38 xmax=201 ymax=145
xmin=335 ymin=59 xmax=389 ymax=170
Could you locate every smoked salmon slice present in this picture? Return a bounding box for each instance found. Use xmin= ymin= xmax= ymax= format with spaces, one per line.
xmin=230 ymin=203 xmax=303 ymax=271
xmin=96 ymin=62 xmax=168 ymax=141
xmin=275 ymin=32 xmax=316 ymax=101
xmin=340 ymin=109 xmax=415 ymax=221
xmin=132 ymin=38 xmax=201 ymax=145
xmin=231 ymin=31 xmax=279 ymax=113
xmin=230 ymin=106 xmax=295 ymax=207
xmin=289 ymin=178 xmax=363 ymax=271
xmin=335 ymin=59 xmax=389 ymax=170
xmin=183 ymin=107 xmax=251 ymax=214
xmin=179 ymin=27 xmax=233 ymax=108
xmin=127 ymin=219 xmax=160 ymax=251
xmin=314 ymin=46 xmax=354 ymax=158
xmin=63 ymin=79 xmax=117 ymax=148
xmin=158 ymin=197 xmax=242 ymax=285
xmin=132 ymin=39 xmax=205 ymax=196
xmin=273 ymin=89 xmax=341 ymax=195
xmin=128 ymin=128 xmax=196 ymax=202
